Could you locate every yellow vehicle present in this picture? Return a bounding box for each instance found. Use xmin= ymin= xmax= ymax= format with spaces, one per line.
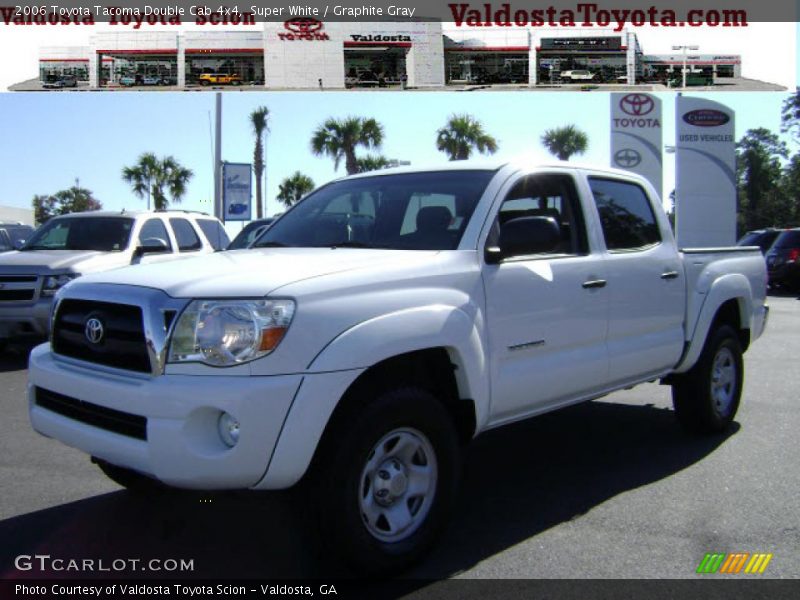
xmin=198 ymin=73 xmax=241 ymax=86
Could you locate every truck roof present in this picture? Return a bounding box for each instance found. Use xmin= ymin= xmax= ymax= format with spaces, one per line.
xmin=340 ymin=158 xmax=649 ymax=183
xmin=50 ymin=209 xmax=213 ymax=219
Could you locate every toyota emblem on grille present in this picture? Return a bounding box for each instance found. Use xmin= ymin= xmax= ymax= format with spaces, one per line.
xmin=84 ymin=317 xmax=105 ymax=344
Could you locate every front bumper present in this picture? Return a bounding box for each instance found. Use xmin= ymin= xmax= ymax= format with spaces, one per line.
xmin=0 ymin=297 xmax=52 ymax=340
xmin=28 ymin=344 xmax=303 ymax=489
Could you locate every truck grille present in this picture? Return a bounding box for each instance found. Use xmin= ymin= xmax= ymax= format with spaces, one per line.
xmin=52 ymin=299 xmax=151 ymax=373
xmin=0 ymin=274 xmax=38 ymax=303
xmin=35 ymin=387 xmax=147 ymax=440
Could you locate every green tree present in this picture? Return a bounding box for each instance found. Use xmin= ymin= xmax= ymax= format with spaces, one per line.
xmin=735 ymin=128 xmax=788 ymax=231
xmin=780 ymin=89 xmax=800 ymax=143
xmin=276 ymin=172 xmax=315 ymax=208
xmin=540 ymin=125 xmax=589 ymax=161
xmin=32 ymin=182 xmax=102 ymax=224
xmin=122 ymin=153 xmax=193 ymax=211
xmin=435 ymin=114 xmax=498 ymax=161
xmin=311 ymin=116 xmax=384 ymax=175
xmin=356 ymin=154 xmax=392 ymax=173
xmin=250 ymin=106 xmax=270 ymax=219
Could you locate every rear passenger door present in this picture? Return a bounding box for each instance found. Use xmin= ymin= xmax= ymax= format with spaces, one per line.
xmin=587 ymin=176 xmax=685 ymax=385
xmin=169 ymin=218 xmax=205 ymax=254
xmin=482 ymin=171 xmax=610 ymax=424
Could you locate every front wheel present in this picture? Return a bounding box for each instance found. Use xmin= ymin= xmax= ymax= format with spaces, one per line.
xmin=672 ymin=325 xmax=743 ymax=433
xmin=312 ymin=387 xmax=460 ymax=574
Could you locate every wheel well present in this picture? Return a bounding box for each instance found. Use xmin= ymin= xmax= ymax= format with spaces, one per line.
xmin=712 ymin=299 xmax=750 ymax=351
xmin=321 ymin=348 xmax=476 ymax=447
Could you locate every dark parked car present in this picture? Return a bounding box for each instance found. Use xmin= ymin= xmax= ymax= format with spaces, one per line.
xmin=0 ymin=223 xmax=34 ymax=253
xmin=227 ymin=218 xmax=275 ymax=250
xmin=765 ymin=228 xmax=800 ymax=290
xmin=738 ymin=228 xmax=782 ymax=255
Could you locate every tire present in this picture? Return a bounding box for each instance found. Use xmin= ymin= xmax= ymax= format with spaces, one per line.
xmin=672 ymin=325 xmax=743 ymax=434
xmin=95 ymin=459 xmax=165 ymax=494
xmin=311 ymin=387 xmax=460 ymax=574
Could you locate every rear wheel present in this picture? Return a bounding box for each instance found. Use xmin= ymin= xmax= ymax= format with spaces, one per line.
xmin=311 ymin=387 xmax=460 ymax=574
xmin=672 ymin=325 xmax=743 ymax=433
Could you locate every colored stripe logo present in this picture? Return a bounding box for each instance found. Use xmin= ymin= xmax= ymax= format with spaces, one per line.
xmin=696 ymin=553 xmax=773 ymax=574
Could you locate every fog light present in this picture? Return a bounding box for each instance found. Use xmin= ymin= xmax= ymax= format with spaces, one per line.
xmin=218 ymin=412 xmax=240 ymax=448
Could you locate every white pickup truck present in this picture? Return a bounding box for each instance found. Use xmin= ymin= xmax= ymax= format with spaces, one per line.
xmin=27 ymin=162 xmax=768 ymax=573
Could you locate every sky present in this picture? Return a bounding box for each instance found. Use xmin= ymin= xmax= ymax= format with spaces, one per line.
xmin=0 ymin=89 xmax=796 ymax=236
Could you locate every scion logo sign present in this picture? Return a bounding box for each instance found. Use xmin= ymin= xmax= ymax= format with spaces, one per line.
xmin=614 ymin=148 xmax=642 ymax=168
xmin=279 ymin=18 xmax=330 ymax=41
xmin=620 ymin=94 xmax=655 ymax=116
xmin=683 ymin=109 xmax=731 ymax=127
xmin=84 ymin=317 xmax=105 ymax=345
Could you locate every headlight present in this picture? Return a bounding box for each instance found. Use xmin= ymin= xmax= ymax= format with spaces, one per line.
xmin=168 ymin=299 xmax=295 ymax=367
xmin=41 ymin=273 xmax=81 ymax=297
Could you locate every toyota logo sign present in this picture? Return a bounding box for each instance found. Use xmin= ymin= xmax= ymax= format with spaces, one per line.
xmin=84 ymin=317 xmax=105 ymax=345
xmin=279 ymin=18 xmax=330 ymax=41
xmin=620 ymin=94 xmax=655 ymax=116
xmin=284 ymin=17 xmax=323 ymax=33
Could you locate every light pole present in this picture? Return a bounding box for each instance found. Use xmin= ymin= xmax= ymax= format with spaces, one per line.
xmin=671 ymin=45 xmax=699 ymax=89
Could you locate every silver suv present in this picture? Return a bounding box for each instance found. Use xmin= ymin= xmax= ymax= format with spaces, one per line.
xmin=0 ymin=210 xmax=228 ymax=346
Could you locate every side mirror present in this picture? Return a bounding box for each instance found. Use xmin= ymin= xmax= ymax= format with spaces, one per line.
xmin=485 ymin=216 xmax=561 ymax=264
xmin=13 ymin=239 xmax=25 ymax=250
xmin=134 ymin=237 xmax=169 ymax=257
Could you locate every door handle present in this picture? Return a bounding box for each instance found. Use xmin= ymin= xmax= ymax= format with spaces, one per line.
xmin=582 ymin=279 xmax=607 ymax=289
xmin=660 ymin=271 xmax=680 ymax=280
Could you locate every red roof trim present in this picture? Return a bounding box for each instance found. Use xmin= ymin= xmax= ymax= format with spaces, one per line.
xmin=96 ymin=49 xmax=178 ymax=55
xmin=445 ymin=46 xmax=530 ymax=52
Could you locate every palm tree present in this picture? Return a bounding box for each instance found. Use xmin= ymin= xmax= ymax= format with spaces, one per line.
xmin=540 ymin=125 xmax=589 ymax=161
xmin=310 ymin=116 xmax=384 ymax=175
xmin=356 ymin=155 xmax=392 ymax=173
xmin=436 ymin=114 xmax=498 ymax=161
xmin=121 ymin=152 xmax=160 ymax=210
xmin=250 ymin=106 xmax=270 ymax=219
xmin=276 ymin=172 xmax=315 ymax=208
xmin=122 ymin=153 xmax=193 ymax=210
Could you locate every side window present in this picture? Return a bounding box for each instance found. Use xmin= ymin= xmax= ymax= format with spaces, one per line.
xmin=0 ymin=230 xmax=10 ymax=251
xmin=196 ymin=219 xmax=230 ymax=251
xmin=169 ymin=218 xmax=203 ymax=252
xmin=137 ymin=219 xmax=172 ymax=250
xmin=589 ymin=178 xmax=661 ymax=251
xmin=493 ymin=173 xmax=588 ymax=257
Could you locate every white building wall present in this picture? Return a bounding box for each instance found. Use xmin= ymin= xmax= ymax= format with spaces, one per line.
xmin=263 ymin=21 xmax=346 ymax=89
xmin=0 ymin=205 xmax=34 ymax=227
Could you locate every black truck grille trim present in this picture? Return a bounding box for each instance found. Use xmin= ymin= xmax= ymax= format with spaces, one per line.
xmin=35 ymin=387 xmax=147 ymax=441
xmin=0 ymin=289 xmax=35 ymax=302
xmin=52 ymin=299 xmax=151 ymax=373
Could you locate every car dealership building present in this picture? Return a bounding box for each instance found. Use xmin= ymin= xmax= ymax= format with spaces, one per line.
xmin=37 ymin=21 xmax=742 ymax=88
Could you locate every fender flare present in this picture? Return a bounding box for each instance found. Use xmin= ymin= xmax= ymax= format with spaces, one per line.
xmin=675 ymin=273 xmax=753 ymax=374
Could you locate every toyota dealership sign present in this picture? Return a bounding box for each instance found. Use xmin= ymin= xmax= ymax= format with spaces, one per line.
xmin=610 ymin=93 xmax=662 ymax=196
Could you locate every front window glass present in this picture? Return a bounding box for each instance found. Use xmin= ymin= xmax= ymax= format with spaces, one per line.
xmin=254 ymin=170 xmax=496 ymax=251
xmin=23 ymin=217 xmax=133 ymax=252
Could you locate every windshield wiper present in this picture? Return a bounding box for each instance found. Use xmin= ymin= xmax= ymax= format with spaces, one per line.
xmin=254 ymin=241 xmax=289 ymax=248
xmin=329 ymin=241 xmax=373 ymax=249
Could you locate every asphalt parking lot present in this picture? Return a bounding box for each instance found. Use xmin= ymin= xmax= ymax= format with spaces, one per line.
xmin=0 ymin=293 xmax=798 ymax=582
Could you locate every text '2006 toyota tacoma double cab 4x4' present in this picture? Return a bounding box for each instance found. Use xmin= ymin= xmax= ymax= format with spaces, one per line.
xmin=28 ymin=162 xmax=768 ymax=572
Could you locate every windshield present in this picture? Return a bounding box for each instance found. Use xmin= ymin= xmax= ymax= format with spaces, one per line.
xmin=773 ymin=230 xmax=800 ymax=249
xmin=23 ymin=217 xmax=134 ymax=251
xmin=254 ymin=170 xmax=495 ymax=251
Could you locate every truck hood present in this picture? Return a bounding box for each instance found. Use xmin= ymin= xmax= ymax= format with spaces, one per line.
xmin=77 ymin=248 xmax=441 ymax=298
xmin=0 ymin=249 xmax=130 ymax=274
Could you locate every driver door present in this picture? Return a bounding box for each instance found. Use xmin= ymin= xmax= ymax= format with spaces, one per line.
xmin=482 ymin=172 xmax=610 ymax=425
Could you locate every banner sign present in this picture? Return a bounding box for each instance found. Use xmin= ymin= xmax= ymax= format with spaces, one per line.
xmin=222 ymin=163 xmax=252 ymax=222
xmin=674 ymin=96 xmax=736 ymax=248
xmin=610 ymin=93 xmax=663 ymax=197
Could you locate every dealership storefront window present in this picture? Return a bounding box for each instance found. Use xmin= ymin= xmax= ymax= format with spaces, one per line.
xmin=344 ymin=45 xmax=408 ymax=86
xmin=97 ymin=53 xmax=178 ymax=86
xmin=40 ymin=61 xmax=90 ymax=82
xmin=187 ymin=53 xmax=264 ymax=85
xmin=537 ymin=36 xmax=635 ymax=83
xmin=445 ymin=51 xmax=529 ymax=84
